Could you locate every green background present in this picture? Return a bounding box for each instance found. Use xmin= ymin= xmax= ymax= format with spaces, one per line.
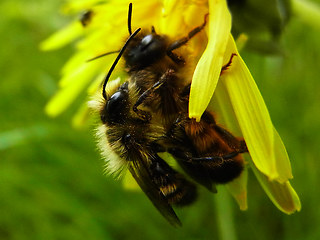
xmin=1 ymin=0 xmax=319 ymax=239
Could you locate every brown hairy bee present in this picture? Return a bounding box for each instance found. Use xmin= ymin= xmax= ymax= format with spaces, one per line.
xmin=90 ymin=3 xmax=247 ymax=226
xmin=90 ymin=78 xmax=197 ymax=226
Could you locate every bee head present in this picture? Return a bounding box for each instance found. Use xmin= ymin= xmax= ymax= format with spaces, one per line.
xmin=101 ymin=82 xmax=129 ymax=124
xmin=124 ymin=32 xmax=168 ymax=69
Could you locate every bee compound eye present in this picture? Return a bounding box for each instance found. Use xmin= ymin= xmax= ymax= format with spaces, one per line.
xmin=141 ymin=35 xmax=153 ymax=49
xmin=101 ymin=90 xmax=128 ymax=124
xmin=107 ymin=91 xmax=122 ymax=114
xmin=125 ymin=34 xmax=166 ymax=68
xmin=140 ymin=34 xmax=164 ymax=54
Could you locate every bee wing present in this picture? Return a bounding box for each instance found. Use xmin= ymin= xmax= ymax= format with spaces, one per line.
xmin=128 ymin=153 xmax=182 ymax=227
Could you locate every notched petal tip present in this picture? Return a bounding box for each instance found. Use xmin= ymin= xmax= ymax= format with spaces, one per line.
xmin=252 ymin=163 xmax=301 ymax=214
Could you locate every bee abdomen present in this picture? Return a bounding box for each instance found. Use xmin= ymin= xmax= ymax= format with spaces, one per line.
xmin=151 ymin=159 xmax=197 ymax=206
xmin=203 ymin=156 xmax=244 ymax=184
xmin=158 ymin=176 xmax=197 ymax=206
xmin=164 ymin=179 xmax=197 ymax=206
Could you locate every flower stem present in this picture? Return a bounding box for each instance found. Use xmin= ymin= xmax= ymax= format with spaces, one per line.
xmin=291 ymin=0 xmax=320 ymax=28
xmin=214 ymin=187 xmax=238 ymax=240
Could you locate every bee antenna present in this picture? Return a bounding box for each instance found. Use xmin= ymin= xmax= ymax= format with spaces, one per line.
xmin=128 ymin=3 xmax=133 ymax=35
xmin=87 ymin=3 xmax=134 ymax=63
xmin=102 ymin=27 xmax=141 ymax=99
xmin=86 ymin=50 xmax=120 ymax=62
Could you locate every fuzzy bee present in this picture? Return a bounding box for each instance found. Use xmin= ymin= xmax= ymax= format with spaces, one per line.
xmin=89 ymin=3 xmax=247 ymax=226
xmin=90 ymin=77 xmax=197 ymax=227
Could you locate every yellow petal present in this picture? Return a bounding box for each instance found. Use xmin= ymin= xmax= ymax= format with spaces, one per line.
xmin=210 ymin=81 xmax=248 ymax=210
xmin=60 ymin=52 xmax=91 ymax=85
xmin=40 ymin=22 xmax=83 ymax=51
xmin=45 ymin=61 xmax=103 ymax=117
xmin=251 ymin=163 xmax=301 ymax=214
xmin=87 ymin=72 xmax=107 ymax=95
xmin=126 ymin=0 xmax=163 ymax=31
xmin=209 ymin=79 xmax=241 ymax=135
xmin=161 ymin=0 xmax=187 ymax=36
xmin=60 ymin=52 xmax=116 ymax=87
xmin=62 ymin=0 xmax=105 ymax=14
xmin=189 ymin=0 xmax=231 ymax=121
xmin=226 ymin=167 xmax=248 ymax=211
xmin=71 ymin=103 xmax=90 ymax=129
xmin=221 ymin=34 xmax=292 ymax=183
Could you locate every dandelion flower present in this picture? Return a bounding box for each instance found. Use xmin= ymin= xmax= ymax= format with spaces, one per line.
xmin=41 ymin=0 xmax=300 ymax=214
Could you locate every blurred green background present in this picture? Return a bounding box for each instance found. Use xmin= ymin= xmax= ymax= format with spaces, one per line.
xmin=1 ymin=0 xmax=320 ymax=239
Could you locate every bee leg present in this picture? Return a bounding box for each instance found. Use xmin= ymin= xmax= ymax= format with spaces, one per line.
xmin=169 ymin=147 xmax=242 ymax=163
xmin=167 ymin=147 xmax=217 ymax=192
xmin=165 ymin=115 xmax=183 ymax=138
xmin=168 ymin=148 xmax=192 ymax=162
xmin=133 ymin=80 xmax=164 ymax=112
xmin=166 ymin=51 xmax=186 ymax=65
xmin=166 ymin=14 xmax=208 ymax=64
xmin=220 ymin=53 xmax=237 ymax=75
xmin=239 ymin=140 xmax=248 ymax=153
xmin=133 ymin=69 xmax=175 ymax=113
xmin=191 ymin=151 xmax=241 ymax=162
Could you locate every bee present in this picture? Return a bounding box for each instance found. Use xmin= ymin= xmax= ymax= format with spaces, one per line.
xmin=79 ymin=10 xmax=93 ymax=27
xmin=118 ymin=5 xmax=247 ymax=190
xmin=90 ymin=73 xmax=197 ymax=227
xmin=90 ymin=3 xmax=247 ymax=226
